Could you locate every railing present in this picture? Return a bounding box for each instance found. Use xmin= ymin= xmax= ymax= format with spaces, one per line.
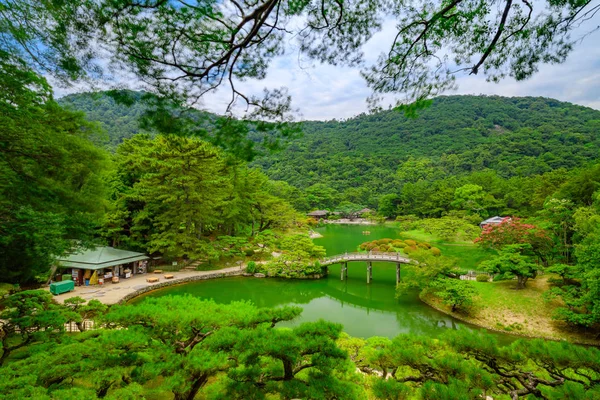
xmin=320 ymin=252 xmax=411 ymax=265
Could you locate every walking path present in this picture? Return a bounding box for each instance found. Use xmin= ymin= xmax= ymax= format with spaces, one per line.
xmin=47 ymin=266 xmax=245 ymax=305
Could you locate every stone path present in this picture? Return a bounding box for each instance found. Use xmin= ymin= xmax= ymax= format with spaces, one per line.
xmin=47 ymin=266 xmax=244 ymax=305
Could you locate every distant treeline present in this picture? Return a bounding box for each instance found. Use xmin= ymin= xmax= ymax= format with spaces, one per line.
xmin=59 ymin=93 xmax=600 ymax=217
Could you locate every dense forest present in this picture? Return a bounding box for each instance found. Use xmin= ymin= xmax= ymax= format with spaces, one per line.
xmin=60 ymin=93 xmax=600 ymax=216
xmin=4 ymin=1 xmax=600 ymax=398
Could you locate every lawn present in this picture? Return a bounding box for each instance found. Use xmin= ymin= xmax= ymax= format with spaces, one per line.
xmin=425 ymin=276 xmax=600 ymax=345
xmin=397 ymin=228 xmax=600 ymax=344
xmin=398 ymin=228 xmax=494 ymax=271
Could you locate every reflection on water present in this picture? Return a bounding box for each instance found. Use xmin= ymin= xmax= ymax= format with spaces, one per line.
xmin=133 ymin=225 xmax=512 ymax=342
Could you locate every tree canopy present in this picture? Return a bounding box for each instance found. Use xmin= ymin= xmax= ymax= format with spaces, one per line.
xmin=2 ymin=0 xmax=598 ymax=118
xmin=0 ymin=53 xmax=109 ymax=283
xmin=61 ymin=92 xmax=600 ymax=216
xmin=3 ymin=291 xmax=600 ymax=399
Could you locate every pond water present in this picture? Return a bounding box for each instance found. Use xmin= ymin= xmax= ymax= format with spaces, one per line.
xmin=132 ymin=224 xmax=510 ymax=341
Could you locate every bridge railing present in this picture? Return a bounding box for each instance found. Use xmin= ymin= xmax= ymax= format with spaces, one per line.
xmin=320 ymin=252 xmax=411 ymax=264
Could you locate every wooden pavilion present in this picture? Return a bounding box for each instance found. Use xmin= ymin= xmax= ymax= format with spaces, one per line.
xmin=56 ymin=246 xmax=149 ymax=286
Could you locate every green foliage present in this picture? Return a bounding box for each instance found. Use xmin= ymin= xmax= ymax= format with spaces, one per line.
xmin=359 ymin=238 xmax=441 ymax=258
xmin=0 ymin=290 xmax=78 ymax=364
xmin=476 ymin=274 xmax=490 ymax=282
xmin=0 ymin=57 xmax=109 ymax=283
xmin=62 ymin=297 xmax=108 ymax=332
xmin=413 ymin=216 xmax=481 ymax=241
xmin=481 ymin=244 xmax=539 ymax=289
xmin=261 ymin=234 xmax=326 ymax=278
xmin=0 ymin=296 xmax=361 ymax=399
xmin=337 ymin=329 xmax=600 ymax=400
xmin=102 ymin=135 xmax=301 ymax=260
xmin=378 ymin=194 xmax=400 ymax=218
xmin=452 ymin=184 xmax=497 ymax=217
xmin=251 ymin=97 xmax=600 ymax=213
xmin=395 ymin=251 xmax=475 ymax=312
xmin=2 ymin=0 xmax=596 ymax=118
xmin=60 ymin=94 xmax=600 ymax=217
xmin=2 ymin=296 xmax=600 ymax=399
xmin=424 ymin=278 xmax=477 ymax=312
xmin=547 ymin=204 xmax=600 ymax=328
xmin=246 ymin=261 xmax=257 ymax=274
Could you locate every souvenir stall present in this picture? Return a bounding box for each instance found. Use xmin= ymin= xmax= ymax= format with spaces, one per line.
xmin=56 ymin=246 xmax=149 ymax=286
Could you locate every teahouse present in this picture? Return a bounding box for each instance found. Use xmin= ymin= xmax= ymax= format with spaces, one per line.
xmin=479 ymin=216 xmax=508 ymax=229
xmin=56 ymin=246 xmax=149 ymax=286
xmin=307 ymin=210 xmax=329 ymax=219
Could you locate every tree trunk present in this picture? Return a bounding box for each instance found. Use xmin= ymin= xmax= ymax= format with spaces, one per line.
xmin=96 ymin=381 xmax=113 ymax=398
xmin=282 ymin=358 xmax=294 ymax=380
xmin=173 ymin=374 xmax=208 ymax=400
xmin=516 ymin=275 xmax=527 ymax=289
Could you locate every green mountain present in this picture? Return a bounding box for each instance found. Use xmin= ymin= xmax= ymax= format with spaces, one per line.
xmin=59 ymin=91 xmax=152 ymax=148
xmin=59 ymin=93 xmax=600 ymax=214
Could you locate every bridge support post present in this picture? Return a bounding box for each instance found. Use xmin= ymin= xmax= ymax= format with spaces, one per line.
xmin=367 ymin=262 xmax=372 ymax=284
xmin=340 ymin=262 xmax=348 ymax=281
xmin=396 ymin=263 xmax=401 ymax=285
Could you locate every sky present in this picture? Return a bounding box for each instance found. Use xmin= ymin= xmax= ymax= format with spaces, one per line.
xmin=198 ymin=19 xmax=600 ymax=121
xmin=56 ymin=15 xmax=600 ymax=121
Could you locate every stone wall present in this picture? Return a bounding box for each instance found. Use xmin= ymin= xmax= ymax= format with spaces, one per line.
xmin=119 ymin=270 xmax=245 ymax=304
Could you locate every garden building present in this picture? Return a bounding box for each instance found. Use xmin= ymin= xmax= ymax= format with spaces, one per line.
xmin=307 ymin=210 xmax=329 ymax=219
xmin=479 ymin=216 xmax=508 ymax=229
xmin=56 ymin=246 xmax=149 ymax=286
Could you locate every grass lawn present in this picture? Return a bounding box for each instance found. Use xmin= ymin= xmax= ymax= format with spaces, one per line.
xmin=397 ymin=228 xmax=494 ymax=271
xmin=425 ymin=276 xmax=600 ymax=345
xmin=396 ymin=228 xmax=599 ymax=344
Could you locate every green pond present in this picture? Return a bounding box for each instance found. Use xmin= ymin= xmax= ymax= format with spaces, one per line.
xmin=132 ymin=224 xmax=509 ymax=341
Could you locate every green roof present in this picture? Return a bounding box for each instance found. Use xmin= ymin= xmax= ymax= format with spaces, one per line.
xmin=58 ymin=247 xmax=149 ymax=270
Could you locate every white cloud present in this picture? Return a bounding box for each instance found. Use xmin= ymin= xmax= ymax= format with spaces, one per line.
xmin=201 ymin=20 xmax=600 ymax=120
xmin=56 ymin=18 xmax=600 ymax=121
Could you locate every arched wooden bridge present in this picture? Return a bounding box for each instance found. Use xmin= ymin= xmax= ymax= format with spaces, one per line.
xmin=320 ymin=252 xmax=411 ymax=285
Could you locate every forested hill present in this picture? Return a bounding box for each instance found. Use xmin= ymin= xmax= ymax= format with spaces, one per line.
xmin=59 ymin=93 xmax=600 ymax=214
xmin=258 ymin=95 xmax=599 ymax=187
xmin=59 ymin=92 xmax=151 ymax=148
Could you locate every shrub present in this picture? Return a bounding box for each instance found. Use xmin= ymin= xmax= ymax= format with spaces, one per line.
xmin=476 ymin=274 xmax=490 ymax=282
xmin=403 ymin=246 xmax=418 ymax=254
xmin=404 ymin=239 xmax=417 ymax=247
xmin=430 ymin=247 xmax=441 ymax=256
xmin=246 ymin=261 xmax=257 ymax=274
xmin=244 ymin=249 xmax=255 ymax=257
xmin=418 ymin=242 xmax=429 ymax=249
xmin=395 ymin=242 xmax=408 ymax=248
xmin=380 ymin=238 xmax=393 ymax=244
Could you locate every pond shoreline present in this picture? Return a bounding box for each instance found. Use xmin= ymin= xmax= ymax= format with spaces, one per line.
xmin=419 ymin=294 xmax=600 ymax=346
xmin=321 ymin=218 xmax=375 ymax=225
xmin=120 ymin=268 xmax=245 ymax=304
